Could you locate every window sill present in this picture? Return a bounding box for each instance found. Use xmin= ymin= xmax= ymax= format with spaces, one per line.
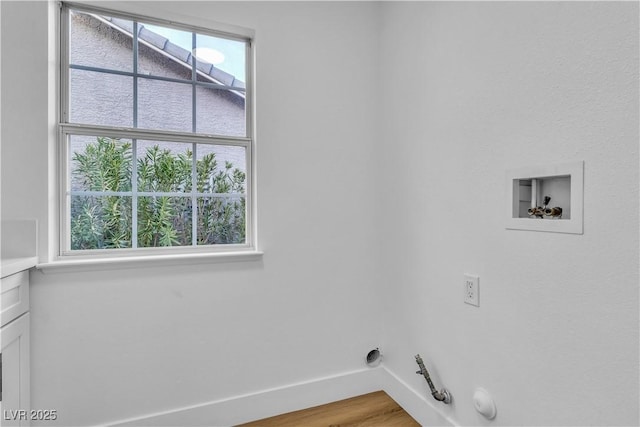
xmin=36 ymin=250 xmax=264 ymax=274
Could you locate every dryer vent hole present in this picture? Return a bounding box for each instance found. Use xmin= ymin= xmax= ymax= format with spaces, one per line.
xmin=366 ymin=348 xmax=381 ymax=366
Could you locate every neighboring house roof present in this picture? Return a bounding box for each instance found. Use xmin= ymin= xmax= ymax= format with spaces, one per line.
xmin=91 ymin=14 xmax=246 ymax=98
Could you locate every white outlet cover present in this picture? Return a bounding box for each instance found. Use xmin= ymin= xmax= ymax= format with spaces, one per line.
xmin=464 ymin=274 xmax=479 ymax=307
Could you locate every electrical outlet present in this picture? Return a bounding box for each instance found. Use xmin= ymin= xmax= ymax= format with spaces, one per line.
xmin=464 ymin=274 xmax=479 ymax=307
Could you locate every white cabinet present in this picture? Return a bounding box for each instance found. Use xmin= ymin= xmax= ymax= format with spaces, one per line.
xmin=1 ymin=219 xmax=36 ymax=426
xmin=1 ymin=270 xmax=31 ymax=426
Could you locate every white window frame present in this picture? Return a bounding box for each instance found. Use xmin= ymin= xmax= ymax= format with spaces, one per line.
xmin=57 ymin=2 xmax=256 ymax=260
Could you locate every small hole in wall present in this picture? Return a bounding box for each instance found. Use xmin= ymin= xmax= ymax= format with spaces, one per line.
xmin=366 ymin=348 xmax=381 ymax=367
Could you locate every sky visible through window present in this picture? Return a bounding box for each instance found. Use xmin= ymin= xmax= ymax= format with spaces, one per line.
xmin=144 ymin=24 xmax=246 ymax=82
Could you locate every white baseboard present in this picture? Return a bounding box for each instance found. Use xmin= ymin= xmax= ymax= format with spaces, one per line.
xmin=106 ymin=366 xmax=457 ymax=427
xmin=380 ymin=366 xmax=458 ymax=426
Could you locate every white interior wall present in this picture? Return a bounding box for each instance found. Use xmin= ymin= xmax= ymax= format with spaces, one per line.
xmin=2 ymin=1 xmax=384 ymax=425
xmin=1 ymin=1 xmax=638 ymax=426
xmin=1 ymin=1 xmax=50 ymax=250
xmin=378 ymin=2 xmax=639 ymax=426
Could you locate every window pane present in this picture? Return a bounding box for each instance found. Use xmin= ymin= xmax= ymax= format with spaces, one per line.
xmin=137 ymin=78 xmax=192 ymax=132
xmin=196 ymin=196 xmax=245 ymax=245
xmin=137 ymin=196 xmax=192 ymax=247
xmin=63 ymin=6 xmax=253 ymax=254
xmin=70 ymin=195 xmax=132 ymax=250
xmin=195 ymin=33 xmax=245 ymax=85
xmin=196 ymin=144 xmax=246 ymax=194
xmin=138 ymin=23 xmax=193 ymax=81
xmin=70 ymin=136 xmax=132 ymax=192
xmin=137 ymin=140 xmax=193 ymax=192
xmin=70 ymin=69 xmax=133 ymax=127
xmin=70 ymin=11 xmax=133 ymax=72
xmin=195 ymin=86 xmax=246 ymax=137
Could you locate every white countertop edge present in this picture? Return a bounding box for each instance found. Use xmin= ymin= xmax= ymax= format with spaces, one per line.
xmin=1 ymin=256 xmax=39 ymax=278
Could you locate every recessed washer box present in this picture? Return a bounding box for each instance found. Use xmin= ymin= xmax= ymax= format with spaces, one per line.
xmin=506 ymin=161 xmax=584 ymax=234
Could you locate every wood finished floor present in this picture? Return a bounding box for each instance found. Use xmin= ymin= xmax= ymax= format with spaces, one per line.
xmin=236 ymin=390 xmax=420 ymax=427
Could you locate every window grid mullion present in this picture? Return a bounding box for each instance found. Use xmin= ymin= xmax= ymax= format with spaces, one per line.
xmin=192 ymin=143 xmax=198 ymax=246
xmin=131 ymin=138 xmax=138 ymax=249
xmin=68 ymin=190 xmax=245 ymax=198
xmin=192 ymin=32 xmax=197 ymax=133
xmin=60 ymin=123 xmax=251 ymax=147
xmin=132 ymin=21 xmax=139 ymax=249
xmin=191 ymin=32 xmax=198 ymax=246
xmin=68 ymin=64 xmax=246 ymax=93
xmin=133 ymin=21 xmax=139 ymax=128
